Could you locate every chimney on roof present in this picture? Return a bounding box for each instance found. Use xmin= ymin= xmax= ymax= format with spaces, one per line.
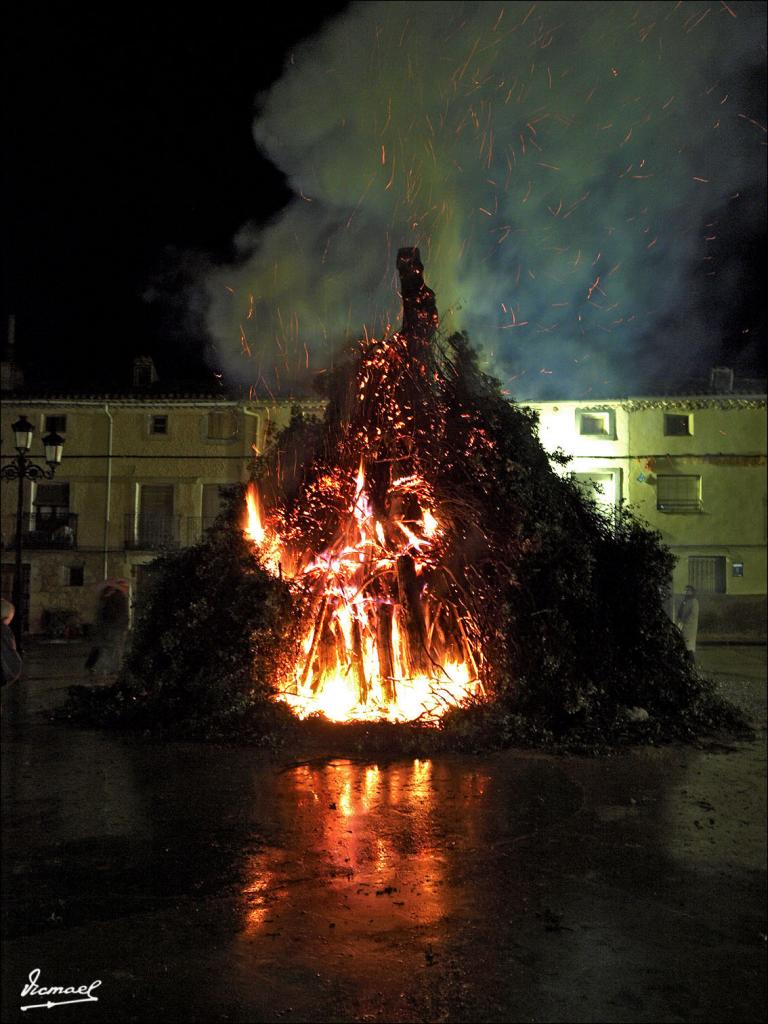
xmin=709 ymin=367 xmax=734 ymax=394
xmin=1 ymin=315 xmax=24 ymax=391
xmin=132 ymin=356 xmax=158 ymax=388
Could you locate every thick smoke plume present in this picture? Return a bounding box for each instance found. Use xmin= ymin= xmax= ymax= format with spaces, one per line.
xmin=207 ymin=1 xmax=765 ymax=398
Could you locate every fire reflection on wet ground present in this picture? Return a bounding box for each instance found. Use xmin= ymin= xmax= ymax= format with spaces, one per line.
xmin=240 ymin=758 xmax=492 ymax=940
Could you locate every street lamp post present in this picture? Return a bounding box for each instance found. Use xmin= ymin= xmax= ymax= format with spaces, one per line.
xmin=1 ymin=415 xmax=65 ymax=651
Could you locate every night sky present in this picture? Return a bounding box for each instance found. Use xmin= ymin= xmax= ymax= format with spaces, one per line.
xmin=4 ymin=4 xmax=349 ymax=388
xmin=4 ymin=2 xmax=766 ymax=398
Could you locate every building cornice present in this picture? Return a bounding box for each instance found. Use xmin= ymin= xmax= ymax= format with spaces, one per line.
xmin=527 ymin=396 xmax=766 ymax=411
xmin=618 ymin=397 xmax=766 ymax=411
xmin=0 ymin=395 xmax=327 ymax=410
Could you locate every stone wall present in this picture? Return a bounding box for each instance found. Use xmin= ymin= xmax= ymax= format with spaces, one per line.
xmin=669 ymin=592 xmax=767 ymax=644
xmin=697 ymin=594 xmax=767 ymax=644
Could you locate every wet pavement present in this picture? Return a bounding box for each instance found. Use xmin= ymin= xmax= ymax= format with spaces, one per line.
xmin=2 ymin=643 xmax=766 ymax=1023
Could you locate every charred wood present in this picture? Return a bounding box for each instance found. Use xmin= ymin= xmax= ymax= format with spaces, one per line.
xmin=376 ymin=603 xmax=396 ymax=703
xmin=396 ymin=554 xmax=431 ymax=675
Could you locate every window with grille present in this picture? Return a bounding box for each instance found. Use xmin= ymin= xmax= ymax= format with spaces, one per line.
xmin=207 ymin=410 xmax=238 ymax=439
xmin=44 ymin=415 xmax=67 ymax=434
xmin=135 ymin=485 xmax=176 ymax=548
xmin=664 ymin=413 xmax=692 ymax=436
xmin=656 ymin=475 xmax=701 ymax=512
xmin=150 ymin=415 xmax=168 ymax=435
xmin=688 ymin=555 xmax=726 ymax=594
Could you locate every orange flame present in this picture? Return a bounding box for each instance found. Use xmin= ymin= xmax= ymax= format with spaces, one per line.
xmin=243 ymin=465 xmax=482 ymax=724
xmin=244 ymin=486 xmax=266 ymax=546
xmin=244 ymin=484 xmax=282 ymax=574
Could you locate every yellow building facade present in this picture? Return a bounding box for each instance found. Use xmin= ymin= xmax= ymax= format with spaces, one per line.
xmin=1 ymin=389 xmax=311 ymax=633
xmin=528 ymin=388 xmax=767 ymax=640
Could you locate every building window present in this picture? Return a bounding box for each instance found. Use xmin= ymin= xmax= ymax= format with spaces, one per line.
xmin=34 ymin=481 xmax=70 ymax=514
xmin=732 ymin=562 xmax=744 ymax=578
xmin=207 ymin=410 xmax=238 ymax=440
xmin=150 ymin=415 xmax=168 ymax=435
xmin=31 ymin=483 xmax=74 ymax=545
xmin=44 ymin=415 xmax=67 ymax=434
xmin=571 ymin=472 xmax=618 ymax=510
xmin=664 ymin=413 xmax=692 ymax=436
xmin=68 ymin=566 xmax=85 ymax=587
xmin=657 ymin=475 xmax=702 ymax=513
xmin=688 ymin=555 xmax=726 ymax=594
xmin=202 ymin=483 xmax=233 ymax=528
xmin=129 ymin=484 xmax=177 ymax=549
xmin=576 ymin=409 xmax=614 ymax=438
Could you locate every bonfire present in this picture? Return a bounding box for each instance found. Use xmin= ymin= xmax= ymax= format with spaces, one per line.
xmin=243 ymin=249 xmax=498 ymax=723
xmin=66 ymin=251 xmax=746 ymax=749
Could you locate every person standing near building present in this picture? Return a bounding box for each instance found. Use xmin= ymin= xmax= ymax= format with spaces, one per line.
xmin=676 ymin=584 xmax=700 ymax=654
xmin=1 ymin=599 xmax=23 ymax=685
xmin=85 ymin=580 xmax=130 ymax=677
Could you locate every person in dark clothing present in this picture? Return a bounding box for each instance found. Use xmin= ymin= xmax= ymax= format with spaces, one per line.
xmin=1 ymin=598 xmax=22 ymax=685
xmin=85 ymin=582 xmax=130 ymax=676
xmin=675 ymin=584 xmax=700 ymax=654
